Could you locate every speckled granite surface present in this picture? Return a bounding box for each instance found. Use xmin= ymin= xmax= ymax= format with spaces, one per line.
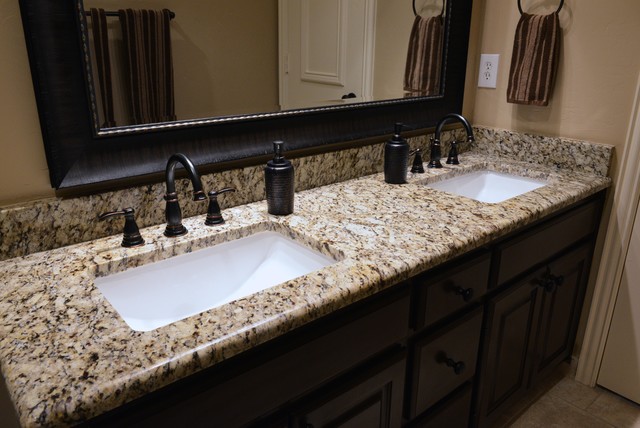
xmin=0 ymin=126 xmax=601 ymax=262
xmin=472 ymin=127 xmax=614 ymax=177
xmin=0 ymin=131 xmax=447 ymax=262
xmin=0 ymin=130 xmax=614 ymax=426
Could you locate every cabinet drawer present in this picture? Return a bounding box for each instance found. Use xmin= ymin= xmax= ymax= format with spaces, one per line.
xmin=409 ymin=308 xmax=483 ymax=417
xmin=411 ymin=384 xmax=473 ymax=428
xmin=415 ymin=252 xmax=490 ymax=328
xmin=495 ymin=197 xmax=601 ymax=285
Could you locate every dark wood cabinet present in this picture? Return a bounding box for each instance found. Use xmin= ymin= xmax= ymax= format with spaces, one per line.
xmin=475 ymin=272 xmax=542 ymax=426
xmin=291 ymin=352 xmax=406 ymax=428
xmin=476 ymin=243 xmax=597 ymax=427
xmin=530 ymin=243 xmax=593 ymax=383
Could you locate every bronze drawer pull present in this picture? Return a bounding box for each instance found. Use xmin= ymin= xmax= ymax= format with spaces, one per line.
xmin=535 ymin=267 xmax=565 ymax=293
xmin=438 ymin=351 xmax=466 ymax=375
xmin=446 ymin=357 xmax=466 ymax=375
xmin=455 ymin=286 xmax=474 ymax=302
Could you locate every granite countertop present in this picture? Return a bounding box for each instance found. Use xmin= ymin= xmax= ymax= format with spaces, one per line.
xmin=0 ymin=151 xmax=611 ymax=426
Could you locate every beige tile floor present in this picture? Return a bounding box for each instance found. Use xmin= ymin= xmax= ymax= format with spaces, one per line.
xmin=503 ymin=364 xmax=640 ymax=427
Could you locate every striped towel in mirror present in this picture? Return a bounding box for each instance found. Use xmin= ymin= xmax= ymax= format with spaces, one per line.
xmin=404 ymin=14 xmax=444 ymax=97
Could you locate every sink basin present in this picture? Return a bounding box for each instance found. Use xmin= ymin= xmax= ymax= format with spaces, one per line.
xmin=94 ymin=231 xmax=337 ymax=331
xmin=427 ymin=170 xmax=546 ymax=203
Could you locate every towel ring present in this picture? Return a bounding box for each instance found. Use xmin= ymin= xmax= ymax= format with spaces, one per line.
xmin=518 ymin=0 xmax=564 ymax=15
xmin=413 ymin=0 xmax=445 ymax=17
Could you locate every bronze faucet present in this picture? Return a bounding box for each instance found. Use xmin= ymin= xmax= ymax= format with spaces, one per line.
xmin=164 ymin=153 xmax=206 ymax=237
xmin=428 ymin=113 xmax=475 ymax=168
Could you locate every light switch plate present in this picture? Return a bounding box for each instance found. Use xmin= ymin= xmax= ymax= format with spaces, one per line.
xmin=478 ymin=54 xmax=499 ymax=88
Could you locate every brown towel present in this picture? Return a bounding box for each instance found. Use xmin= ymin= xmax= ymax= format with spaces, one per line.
xmin=118 ymin=9 xmax=176 ymax=124
xmin=89 ymin=8 xmax=116 ymax=127
xmin=507 ymin=12 xmax=561 ymax=106
xmin=404 ymin=14 xmax=444 ymax=96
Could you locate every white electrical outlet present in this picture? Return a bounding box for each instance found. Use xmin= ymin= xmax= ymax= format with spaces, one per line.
xmin=478 ymin=54 xmax=499 ymax=88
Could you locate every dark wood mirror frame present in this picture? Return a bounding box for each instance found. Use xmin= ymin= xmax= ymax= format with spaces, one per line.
xmin=19 ymin=0 xmax=473 ymax=193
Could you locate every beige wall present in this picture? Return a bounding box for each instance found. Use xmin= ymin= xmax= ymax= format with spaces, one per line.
xmin=372 ymin=0 xmax=415 ymax=100
xmin=170 ymin=0 xmax=279 ymax=118
xmin=0 ymin=0 xmax=54 ymax=205
xmin=2 ymin=0 xmax=640 ymax=205
xmin=470 ymin=0 xmax=640 ymax=160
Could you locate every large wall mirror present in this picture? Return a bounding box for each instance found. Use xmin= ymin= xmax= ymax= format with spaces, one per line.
xmin=19 ymin=0 xmax=473 ymax=192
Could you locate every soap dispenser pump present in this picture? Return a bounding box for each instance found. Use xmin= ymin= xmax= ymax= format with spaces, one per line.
xmin=265 ymin=141 xmax=294 ymax=215
xmin=384 ymin=123 xmax=410 ymax=184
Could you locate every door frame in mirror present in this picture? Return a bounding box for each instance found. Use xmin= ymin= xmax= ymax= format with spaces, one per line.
xmin=19 ymin=0 xmax=473 ymax=192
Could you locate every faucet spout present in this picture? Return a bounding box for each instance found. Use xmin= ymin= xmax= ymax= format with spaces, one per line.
xmin=434 ymin=113 xmax=475 ymax=143
xmin=429 ymin=113 xmax=475 ymax=168
xmin=164 ymin=153 xmax=206 ymax=237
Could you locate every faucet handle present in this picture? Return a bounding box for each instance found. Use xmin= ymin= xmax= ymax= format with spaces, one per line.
xmin=410 ymin=149 xmax=425 ymax=173
xmin=205 ymin=187 xmax=236 ymax=225
xmin=428 ymin=137 xmax=443 ymax=169
xmin=446 ymin=140 xmax=460 ymax=165
xmin=192 ymin=190 xmax=207 ymax=202
xmin=98 ymin=207 xmax=145 ymax=247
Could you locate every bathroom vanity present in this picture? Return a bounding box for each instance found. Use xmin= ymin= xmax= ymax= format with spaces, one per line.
xmin=86 ymin=190 xmax=604 ymax=427
xmin=0 ymin=143 xmax=611 ymax=427
xmin=4 ymin=0 xmax=617 ymax=425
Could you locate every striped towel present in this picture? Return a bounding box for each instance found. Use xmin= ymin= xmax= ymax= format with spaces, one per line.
xmin=118 ymin=9 xmax=176 ymax=124
xmin=404 ymin=14 xmax=444 ymax=96
xmin=507 ymin=12 xmax=561 ymax=106
xmin=89 ymin=8 xmax=116 ymax=127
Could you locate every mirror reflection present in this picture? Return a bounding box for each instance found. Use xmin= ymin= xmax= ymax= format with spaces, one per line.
xmin=404 ymin=0 xmax=446 ymax=96
xmin=83 ymin=0 xmax=448 ymax=128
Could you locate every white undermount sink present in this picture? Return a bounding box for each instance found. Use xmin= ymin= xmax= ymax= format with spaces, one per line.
xmin=94 ymin=231 xmax=337 ymax=332
xmin=427 ymin=170 xmax=547 ymax=203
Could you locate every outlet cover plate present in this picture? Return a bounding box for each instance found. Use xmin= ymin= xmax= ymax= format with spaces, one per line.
xmin=478 ymin=54 xmax=499 ymax=88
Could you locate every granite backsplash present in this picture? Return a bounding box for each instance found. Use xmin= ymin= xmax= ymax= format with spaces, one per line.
xmin=0 ymin=127 xmax=613 ymax=261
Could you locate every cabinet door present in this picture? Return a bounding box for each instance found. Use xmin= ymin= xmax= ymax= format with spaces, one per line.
xmin=476 ymin=274 xmax=542 ymax=427
xmin=531 ymin=243 xmax=592 ymax=382
xmin=292 ymin=353 xmax=406 ymax=428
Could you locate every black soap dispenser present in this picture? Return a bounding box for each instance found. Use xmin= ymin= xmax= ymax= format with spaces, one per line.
xmin=265 ymin=141 xmax=294 ymax=215
xmin=384 ymin=123 xmax=410 ymax=184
